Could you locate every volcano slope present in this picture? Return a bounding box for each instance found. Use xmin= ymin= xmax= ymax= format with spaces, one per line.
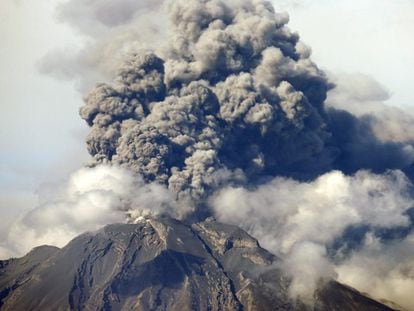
xmin=0 ymin=216 xmax=394 ymax=310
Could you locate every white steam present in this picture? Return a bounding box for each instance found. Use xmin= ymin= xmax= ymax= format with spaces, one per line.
xmin=210 ymin=170 xmax=414 ymax=304
xmin=0 ymin=165 xmax=186 ymax=259
xmin=336 ymin=232 xmax=414 ymax=311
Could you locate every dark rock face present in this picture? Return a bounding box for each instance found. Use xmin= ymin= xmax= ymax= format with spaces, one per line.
xmin=0 ymin=217 xmax=394 ymax=310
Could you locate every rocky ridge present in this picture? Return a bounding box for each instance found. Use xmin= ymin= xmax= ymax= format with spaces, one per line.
xmin=0 ymin=216 xmax=395 ymax=310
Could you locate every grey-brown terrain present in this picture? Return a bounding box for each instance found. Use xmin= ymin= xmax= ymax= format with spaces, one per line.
xmin=0 ymin=216 xmax=394 ymax=310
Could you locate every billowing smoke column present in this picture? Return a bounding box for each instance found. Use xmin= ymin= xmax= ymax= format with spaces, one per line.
xmin=80 ymin=0 xmax=332 ymax=206
xmin=80 ymin=0 xmax=414 ymax=209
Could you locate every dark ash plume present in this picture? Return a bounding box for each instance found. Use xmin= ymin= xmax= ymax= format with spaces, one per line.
xmin=80 ymin=0 xmax=335 ymax=204
xmin=80 ymin=0 xmax=414 ymax=209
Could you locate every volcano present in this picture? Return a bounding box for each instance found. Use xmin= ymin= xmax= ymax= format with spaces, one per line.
xmin=0 ymin=216 xmax=393 ymax=310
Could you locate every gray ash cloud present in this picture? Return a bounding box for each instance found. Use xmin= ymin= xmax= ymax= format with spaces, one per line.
xmin=81 ymin=0 xmax=329 ymax=202
xmin=79 ymin=0 xmax=414 ymax=208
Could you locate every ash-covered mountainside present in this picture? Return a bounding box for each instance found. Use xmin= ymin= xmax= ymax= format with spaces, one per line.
xmin=0 ymin=217 xmax=393 ymax=311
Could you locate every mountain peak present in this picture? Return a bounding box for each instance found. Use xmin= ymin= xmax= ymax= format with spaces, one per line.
xmin=0 ymin=216 xmax=394 ymax=310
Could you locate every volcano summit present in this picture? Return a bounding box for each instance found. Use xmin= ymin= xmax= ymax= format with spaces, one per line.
xmin=0 ymin=216 xmax=394 ymax=310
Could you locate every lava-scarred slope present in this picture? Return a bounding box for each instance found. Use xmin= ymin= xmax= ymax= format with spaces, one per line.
xmin=0 ymin=216 xmax=394 ymax=311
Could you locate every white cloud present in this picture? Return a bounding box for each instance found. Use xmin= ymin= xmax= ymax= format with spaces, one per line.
xmin=0 ymin=165 xmax=188 ymax=259
xmin=337 ymin=233 xmax=414 ymax=311
xmin=280 ymin=241 xmax=336 ymax=302
xmin=210 ymin=169 xmax=414 ymax=303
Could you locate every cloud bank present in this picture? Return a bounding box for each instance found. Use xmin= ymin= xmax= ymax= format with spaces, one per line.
xmin=210 ymin=169 xmax=414 ymax=306
xmin=0 ymin=165 xmax=184 ymax=258
xmin=337 ymin=232 xmax=414 ymax=310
